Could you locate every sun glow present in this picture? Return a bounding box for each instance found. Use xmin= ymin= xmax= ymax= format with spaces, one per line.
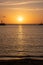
xmin=17 ymin=16 xmax=23 ymax=22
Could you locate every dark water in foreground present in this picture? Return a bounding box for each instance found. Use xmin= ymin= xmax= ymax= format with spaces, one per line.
xmin=0 ymin=25 xmax=43 ymax=57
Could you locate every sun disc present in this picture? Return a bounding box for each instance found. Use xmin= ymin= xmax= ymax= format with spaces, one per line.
xmin=17 ymin=16 xmax=23 ymax=22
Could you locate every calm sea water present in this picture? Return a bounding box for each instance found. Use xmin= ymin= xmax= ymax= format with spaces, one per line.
xmin=0 ymin=25 xmax=43 ymax=57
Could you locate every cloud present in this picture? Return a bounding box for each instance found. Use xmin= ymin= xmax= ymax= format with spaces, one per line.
xmin=25 ymin=8 xmax=43 ymax=11
xmin=0 ymin=0 xmax=43 ymax=11
xmin=0 ymin=1 xmax=43 ymax=6
xmin=11 ymin=7 xmax=43 ymax=11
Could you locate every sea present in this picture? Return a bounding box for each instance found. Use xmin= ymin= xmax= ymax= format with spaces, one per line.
xmin=0 ymin=24 xmax=43 ymax=58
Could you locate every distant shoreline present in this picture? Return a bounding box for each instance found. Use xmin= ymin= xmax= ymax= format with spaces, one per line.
xmin=0 ymin=24 xmax=43 ymax=25
xmin=0 ymin=24 xmax=43 ymax=26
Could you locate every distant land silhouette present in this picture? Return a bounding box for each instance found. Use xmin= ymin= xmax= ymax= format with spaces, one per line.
xmin=0 ymin=20 xmax=6 ymax=25
xmin=39 ymin=22 xmax=43 ymax=25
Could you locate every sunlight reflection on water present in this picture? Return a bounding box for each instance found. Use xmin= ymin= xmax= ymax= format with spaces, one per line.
xmin=0 ymin=25 xmax=43 ymax=56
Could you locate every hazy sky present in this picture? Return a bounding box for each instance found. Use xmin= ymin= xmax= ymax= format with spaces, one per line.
xmin=0 ymin=0 xmax=43 ymax=24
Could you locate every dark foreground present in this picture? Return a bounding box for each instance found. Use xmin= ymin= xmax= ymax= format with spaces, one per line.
xmin=0 ymin=58 xmax=43 ymax=65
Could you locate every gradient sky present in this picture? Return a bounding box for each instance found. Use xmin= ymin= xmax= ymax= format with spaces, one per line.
xmin=0 ymin=0 xmax=43 ymax=24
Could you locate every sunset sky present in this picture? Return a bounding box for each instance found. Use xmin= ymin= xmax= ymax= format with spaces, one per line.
xmin=0 ymin=0 xmax=43 ymax=24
